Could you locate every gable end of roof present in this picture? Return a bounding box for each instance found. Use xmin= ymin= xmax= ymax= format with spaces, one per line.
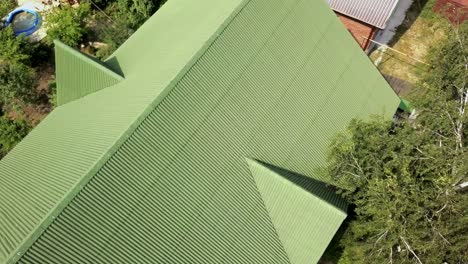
xmin=246 ymin=158 xmax=347 ymax=263
xmin=54 ymin=40 xmax=124 ymax=106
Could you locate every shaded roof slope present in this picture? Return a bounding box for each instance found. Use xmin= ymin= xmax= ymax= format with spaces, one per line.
xmin=327 ymin=0 xmax=400 ymax=28
xmin=1 ymin=0 xmax=400 ymax=263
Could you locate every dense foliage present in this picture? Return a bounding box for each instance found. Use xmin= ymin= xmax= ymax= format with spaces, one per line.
xmin=46 ymin=2 xmax=91 ymax=47
xmin=0 ymin=61 xmax=36 ymax=105
xmin=329 ymin=23 xmax=468 ymax=264
xmin=0 ymin=27 xmax=36 ymax=108
xmin=94 ymin=0 xmax=167 ymax=58
xmin=0 ymin=115 xmax=31 ymax=158
xmin=0 ymin=0 xmax=15 ymax=18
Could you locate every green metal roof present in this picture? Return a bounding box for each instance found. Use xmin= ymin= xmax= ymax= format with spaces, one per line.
xmin=247 ymin=159 xmax=347 ymax=264
xmin=399 ymin=98 xmax=413 ymax=113
xmin=0 ymin=0 xmax=400 ymax=263
xmin=54 ymin=40 xmax=124 ymax=105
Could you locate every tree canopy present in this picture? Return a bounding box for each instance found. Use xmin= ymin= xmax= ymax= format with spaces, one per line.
xmin=46 ymin=3 xmax=91 ymax=47
xmin=0 ymin=115 xmax=31 ymax=158
xmin=93 ymin=0 xmax=168 ymax=58
xmin=0 ymin=27 xmax=36 ymax=107
xmin=0 ymin=0 xmax=15 ymax=18
xmin=328 ymin=22 xmax=468 ymax=264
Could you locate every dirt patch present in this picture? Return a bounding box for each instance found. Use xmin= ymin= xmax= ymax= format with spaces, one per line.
xmin=29 ymin=63 xmax=54 ymax=125
xmin=36 ymin=63 xmax=54 ymax=93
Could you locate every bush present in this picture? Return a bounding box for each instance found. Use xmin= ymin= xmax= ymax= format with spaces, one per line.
xmin=0 ymin=62 xmax=37 ymax=106
xmin=94 ymin=17 xmax=133 ymax=59
xmin=0 ymin=116 xmax=31 ymax=158
xmin=0 ymin=0 xmax=15 ymax=18
xmin=48 ymin=78 xmax=57 ymax=108
xmin=46 ymin=3 xmax=91 ymax=47
xmin=93 ymin=0 xmax=169 ymax=58
xmin=0 ymin=27 xmax=37 ymax=108
xmin=0 ymin=27 xmax=31 ymax=65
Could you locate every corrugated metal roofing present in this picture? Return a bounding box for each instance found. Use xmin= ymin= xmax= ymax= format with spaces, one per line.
xmin=0 ymin=0 xmax=246 ymax=262
xmin=248 ymin=159 xmax=347 ymax=264
xmin=54 ymin=40 xmax=124 ymax=105
xmin=327 ymin=0 xmax=400 ymax=28
xmin=0 ymin=0 xmax=400 ymax=262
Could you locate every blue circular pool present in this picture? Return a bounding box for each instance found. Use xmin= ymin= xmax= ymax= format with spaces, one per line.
xmin=5 ymin=9 xmax=41 ymax=36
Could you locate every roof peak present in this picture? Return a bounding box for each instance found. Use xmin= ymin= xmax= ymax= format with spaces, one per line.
xmin=54 ymin=40 xmax=124 ymax=106
xmin=246 ymin=158 xmax=347 ymax=263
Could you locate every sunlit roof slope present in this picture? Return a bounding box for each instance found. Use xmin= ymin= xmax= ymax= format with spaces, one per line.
xmin=0 ymin=0 xmax=400 ymax=263
xmin=54 ymin=40 xmax=124 ymax=105
xmin=247 ymin=159 xmax=347 ymax=264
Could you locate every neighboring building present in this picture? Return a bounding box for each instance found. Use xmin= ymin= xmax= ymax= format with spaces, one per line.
xmin=0 ymin=0 xmax=400 ymax=263
xmin=433 ymin=0 xmax=468 ymax=24
xmin=328 ymin=0 xmax=411 ymax=50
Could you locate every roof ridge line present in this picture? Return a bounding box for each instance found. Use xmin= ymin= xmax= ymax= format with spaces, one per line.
xmin=244 ymin=158 xmax=294 ymax=264
xmin=5 ymin=1 xmax=252 ymax=263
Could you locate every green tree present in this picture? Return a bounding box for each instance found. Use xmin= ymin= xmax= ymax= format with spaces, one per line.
xmin=0 ymin=116 xmax=31 ymax=158
xmin=94 ymin=17 xmax=133 ymax=59
xmin=116 ymin=0 xmax=156 ymax=29
xmin=0 ymin=27 xmax=36 ymax=107
xmin=0 ymin=62 xmax=37 ymax=105
xmin=329 ymin=22 xmax=468 ymax=264
xmin=46 ymin=3 xmax=91 ymax=47
xmin=0 ymin=27 xmax=31 ymax=64
xmin=93 ymin=0 xmax=168 ymax=58
xmin=0 ymin=0 xmax=15 ymax=18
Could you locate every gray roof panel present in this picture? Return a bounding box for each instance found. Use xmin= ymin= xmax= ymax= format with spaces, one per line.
xmin=328 ymin=0 xmax=400 ymax=28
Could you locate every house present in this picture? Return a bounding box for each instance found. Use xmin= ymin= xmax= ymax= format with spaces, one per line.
xmin=328 ymin=0 xmax=412 ymax=50
xmin=0 ymin=0 xmax=400 ymax=263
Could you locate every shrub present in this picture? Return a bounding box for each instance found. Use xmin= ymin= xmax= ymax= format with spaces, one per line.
xmin=0 ymin=116 xmax=31 ymax=158
xmin=46 ymin=3 xmax=91 ymax=47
